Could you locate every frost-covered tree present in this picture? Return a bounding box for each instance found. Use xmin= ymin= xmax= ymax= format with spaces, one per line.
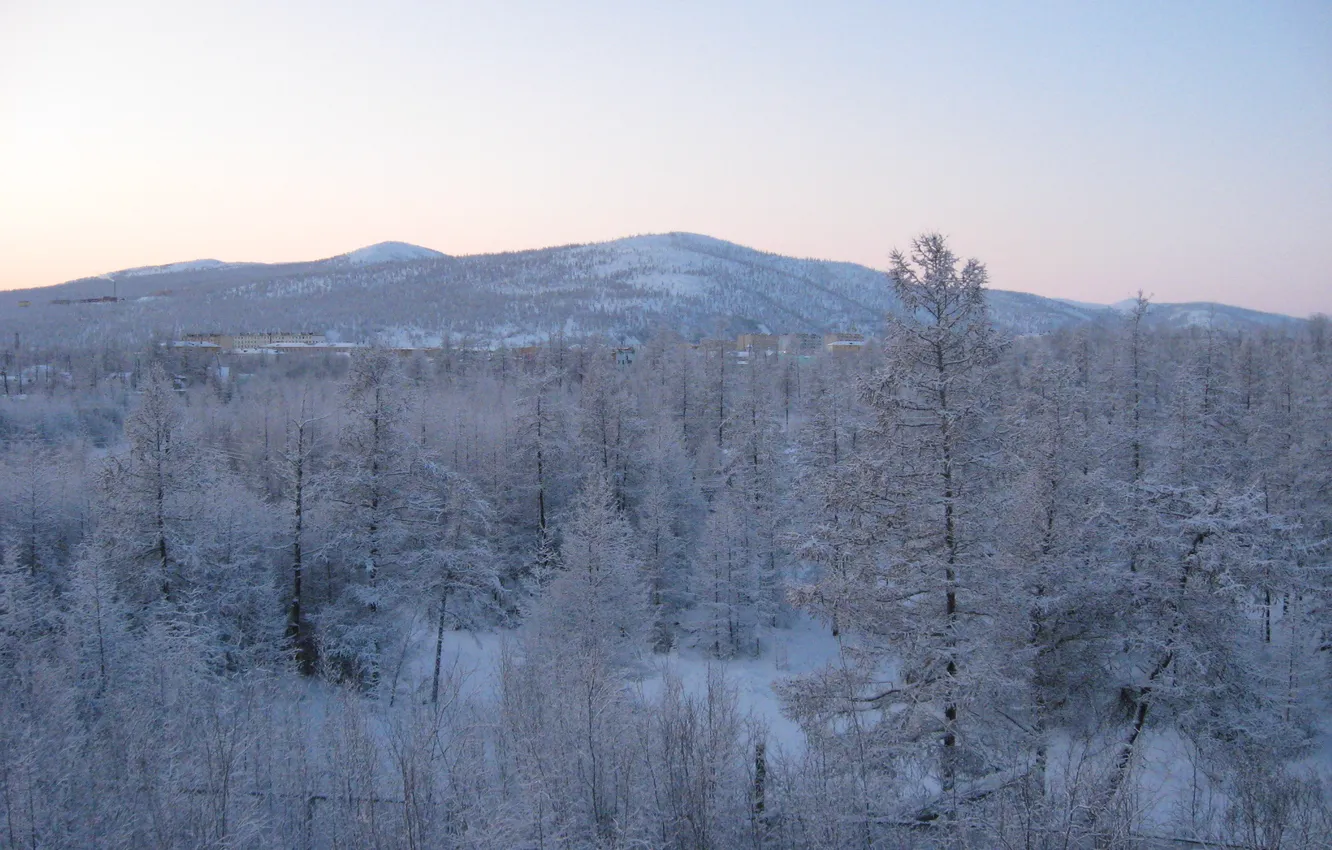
xmin=503 ymin=470 xmax=648 ymax=843
xmin=507 ymin=365 xmax=571 ymax=537
xmin=320 ymin=350 xmax=432 ymax=684
xmin=275 ymin=390 xmax=325 ymax=673
xmin=534 ymin=469 xmax=646 ymax=662
xmin=423 ymin=467 xmax=497 ymax=705
xmin=95 ymin=363 xmax=210 ymax=607
xmin=785 ymin=233 xmax=1005 ymax=826
xmin=634 ymin=417 xmax=699 ymax=651
xmin=0 ymin=440 xmax=80 ymax=583
xmin=574 ymin=352 xmax=639 ymax=505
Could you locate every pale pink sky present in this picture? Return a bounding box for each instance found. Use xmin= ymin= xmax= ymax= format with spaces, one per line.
xmin=2 ymin=1 xmax=1329 ymax=314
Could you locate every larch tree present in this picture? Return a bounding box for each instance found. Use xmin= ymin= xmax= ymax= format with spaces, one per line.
xmin=634 ymin=416 xmax=699 ymax=651
xmin=690 ymin=488 xmax=754 ymax=658
xmin=997 ymin=352 xmax=1112 ymax=805
xmin=423 ymin=466 xmax=497 ymax=706
xmin=508 ymin=366 xmax=570 ymax=538
xmin=873 ymin=233 xmax=1003 ymax=804
xmin=511 ymin=470 xmax=647 ymax=841
xmin=785 ymin=233 xmax=1005 ymax=823
xmin=0 ymin=440 xmax=78 ymax=582
xmin=95 ymin=363 xmax=209 ymax=609
xmin=574 ymin=352 xmax=638 ymax=506
xmin=276 ymin=389 xmax=325 ymax=674
xmin=322 ymin=349 xmax=429 ymax=685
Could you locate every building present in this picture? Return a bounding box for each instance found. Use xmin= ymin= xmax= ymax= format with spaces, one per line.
xmin=697 ymin=339 xmax=735 ymax=359
xmin=172 ymin=332 xmax=349 ymax=354
xmin=175 ymin=332 xmax=327 ymax=351
xmin=779 ymin=333 xmax=822 ymax=356
xmin=824 ymin=332 xmax=866 ymax=354
xmin=253 ymin=342 xmax=366 ymax=356
xmin=182 ymin=333 xmax=233 ymax=348
xmin=737 ymin=334 xmax=779 ymax=354
xmin=231 ymin=332 xmax=324 ymax=348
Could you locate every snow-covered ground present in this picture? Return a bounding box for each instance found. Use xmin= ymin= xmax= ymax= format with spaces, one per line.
xmin=382 ymin=613 xmax=1331 ymax=841
xmin=391 ymin=614 xmax=843 ymax=757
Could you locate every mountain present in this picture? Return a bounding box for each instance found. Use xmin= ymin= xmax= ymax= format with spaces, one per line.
xmin=335 ymin=241 xmax=448 ymax=265
xmin=1108 ymin=298 xmax=1296 ymax=331
xmin=0 ymin=233 xmax=1302 ymax=348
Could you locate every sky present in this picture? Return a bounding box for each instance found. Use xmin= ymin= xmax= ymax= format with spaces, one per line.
xmin=1 ymin=1 xmax=1329 ymax=315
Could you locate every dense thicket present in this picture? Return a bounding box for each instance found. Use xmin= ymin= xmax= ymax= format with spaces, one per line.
xmin=1 ymin=241 xmax=1329 ymax=848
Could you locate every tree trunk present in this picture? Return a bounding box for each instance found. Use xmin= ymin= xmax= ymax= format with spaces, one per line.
xmin=431 ymin=589 xmax=450 ymax=705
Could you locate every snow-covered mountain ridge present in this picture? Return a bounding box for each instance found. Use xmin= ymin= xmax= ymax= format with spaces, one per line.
xmin=1 ymin=234 xmax=1301 ymax=347
xmin=107 ymin=259 xmax=236 ymax=279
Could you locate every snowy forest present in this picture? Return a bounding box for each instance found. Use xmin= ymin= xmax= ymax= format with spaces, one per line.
xmin=1 ymin=236 xmax=1329 ymax=848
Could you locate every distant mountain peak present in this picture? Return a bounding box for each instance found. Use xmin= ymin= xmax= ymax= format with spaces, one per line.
xmin=338 ymin=241 xmax=447 ymax=265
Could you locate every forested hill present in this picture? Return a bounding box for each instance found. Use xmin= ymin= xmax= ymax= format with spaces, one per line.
xmin=0 ymin=233 xmax=1297 ymax=347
